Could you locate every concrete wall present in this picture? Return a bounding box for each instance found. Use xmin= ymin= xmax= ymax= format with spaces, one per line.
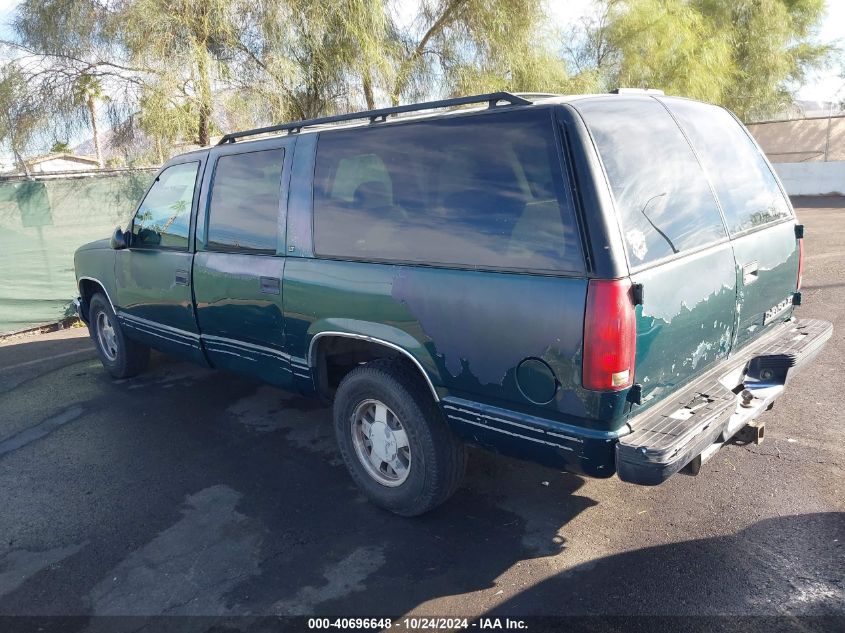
xmin=771 ymin=161 xmax=845 ymax=196
xmin=746 ymin=116 xmax=844 ymax=195
xmin=747 ymin=116 xmax=845 ymax=163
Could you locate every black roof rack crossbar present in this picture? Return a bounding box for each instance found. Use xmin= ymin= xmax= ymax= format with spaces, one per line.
xmin=217 ymin=91 xmax=532 ymax=144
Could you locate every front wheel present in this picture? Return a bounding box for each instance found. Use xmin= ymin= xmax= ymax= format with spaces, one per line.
xmin=333 ymin=359 xmax=466 ymax=516
xmin=89 ymin=293 xmax=150 ymax=379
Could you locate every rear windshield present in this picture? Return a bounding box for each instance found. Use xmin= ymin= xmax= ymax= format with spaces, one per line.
xmin=312 ymin=109 xmax=584 ymax=273
xmin=662 ymin=98 xmax=792 ymax=235
xmin=575 ymin=97 xmax=726 ymax=266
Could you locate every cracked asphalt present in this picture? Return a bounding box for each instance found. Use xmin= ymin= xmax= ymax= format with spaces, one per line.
xmin=0 ymin=198 xmax=842 ymax=626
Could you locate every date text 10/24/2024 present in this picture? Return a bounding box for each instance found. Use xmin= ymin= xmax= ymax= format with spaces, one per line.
xmin=307 ymin=618 xmax=528 ymax=630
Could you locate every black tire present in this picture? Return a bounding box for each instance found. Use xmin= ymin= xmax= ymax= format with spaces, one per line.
xmin=333 ymin=359 xmax=466 ymax=516
xmin=89 ymin=293 xmax=150 ymax=379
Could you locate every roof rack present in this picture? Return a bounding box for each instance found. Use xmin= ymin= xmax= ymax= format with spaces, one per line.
xmin=217 ymin=91 xmax=532 ymax=145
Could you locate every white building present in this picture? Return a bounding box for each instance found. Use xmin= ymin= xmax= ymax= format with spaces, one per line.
xmin=26 ymin=153 xmax=101 ymax=173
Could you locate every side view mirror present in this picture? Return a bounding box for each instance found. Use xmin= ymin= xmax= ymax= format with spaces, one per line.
xmin=110 ymin=227 xmax=129 ymax=250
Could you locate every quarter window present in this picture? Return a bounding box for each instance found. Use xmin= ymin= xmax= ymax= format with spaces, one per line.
xmin=576 ymin=97 xmax=727 ymax=266
xmin=312 ymin=109 xmax=583 ymax=273
xmin=132 ymin=162 xmax=199 ymax=250
xmin=663 ymin=99 xmax=791 ymax=235
xmin=207 ymin=148 xmax=285 ymax=253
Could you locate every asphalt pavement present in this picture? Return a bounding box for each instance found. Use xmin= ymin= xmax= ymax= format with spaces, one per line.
xmin=0 ymin=199 xmax=842 ymax=628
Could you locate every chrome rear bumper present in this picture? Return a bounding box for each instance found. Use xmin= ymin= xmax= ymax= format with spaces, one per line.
xmin=616 ymin=318 xmax=833 ymax=485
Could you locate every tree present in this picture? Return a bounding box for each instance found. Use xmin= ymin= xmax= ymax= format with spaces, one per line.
xmin=3 ymin=0 xmax=837 ymax=160
xmin=9 ymin=0 xmax=248 ymax=148
xmin=571 ymin=0 xmax=835 ymax=121
xmin=608 ymin=0 xmax=733 ymax=103
xmin=700 ymin=0 xmax=834 ymax=121
xmin=380 ymin=0 xmax=577 ymax=106
xmin=232 ymin=0 xmax=389 ymax=121
xmin=117 ymin=0 xmax=246 ymax=146
xmin=73 ymin=74 xmax=107 ymax=167
xmin=0 ymin=63 xmax=46 ymax=178
xmin=9 ymin=0 xmax=148 ymax=157
xmin=561 ymin=0 xmax=619 ymax=82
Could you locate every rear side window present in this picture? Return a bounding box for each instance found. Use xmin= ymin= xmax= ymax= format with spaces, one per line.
xmin=663 ymin=99 xmax=791 ymax=235
xmin=576 ymin=97 xmax=726 ymax=266
xmin=207 ymin=148 xmax=285 ymax=253
xmin=312 ymin=109 xmax=583 ymax=273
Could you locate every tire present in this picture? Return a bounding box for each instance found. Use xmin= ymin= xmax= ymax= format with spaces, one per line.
xmin=333 ymin=359 xmax=466 ymax=516
xmin=89 ymin=293 xmax=150 ymax=379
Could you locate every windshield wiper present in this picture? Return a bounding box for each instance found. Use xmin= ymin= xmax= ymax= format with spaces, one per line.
xmin=640 ymin=192 xmax=678 ymax=254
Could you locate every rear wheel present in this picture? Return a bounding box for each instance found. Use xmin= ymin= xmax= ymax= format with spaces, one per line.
xmin=89 ymin=293 xmax=150 ymax=379
xmin=333 ymin=359 xmax=466 ymax=516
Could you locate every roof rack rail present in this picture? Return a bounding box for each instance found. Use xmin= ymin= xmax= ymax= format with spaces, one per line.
xmin=610 ymin=87 xmax=665 ymax=96
xmin=217 ymin=91 xmax=532 ymax=145
xmin=513 ymin=92 xmax=562 ymax=100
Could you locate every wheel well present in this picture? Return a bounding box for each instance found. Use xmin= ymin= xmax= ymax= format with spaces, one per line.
xmin=78 ymin=279 xmax=106 ymax=309
xmin=312 ymin=336 xmax=436 ymax=402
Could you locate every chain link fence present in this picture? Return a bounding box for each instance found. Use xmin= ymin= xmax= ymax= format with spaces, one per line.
xmin=746 ymin=114 xmax=845 ymax=163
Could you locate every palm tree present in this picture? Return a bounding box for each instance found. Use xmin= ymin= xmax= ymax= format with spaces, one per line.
xmin=73 ymin=74 xmax=107 ymax=168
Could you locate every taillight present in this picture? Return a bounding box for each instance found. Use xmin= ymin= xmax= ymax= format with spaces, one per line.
xmin=797 ymin=237 xmax=804 ymax=290
xmin=583 ymin=279 xmax=636 ymax=391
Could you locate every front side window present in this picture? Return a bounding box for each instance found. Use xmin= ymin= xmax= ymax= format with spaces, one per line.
xmin=132 ymin=161 xmax=199 ymax=250
xmin=312 ymin=109 xmax=583 ymax=273
xmin=576 ymin=97 xmax=726 ymax=266
xmin=206 ymin=148 xmax=285 ymax=253
xmin=663 ymin=98 xmax=791 ymax=235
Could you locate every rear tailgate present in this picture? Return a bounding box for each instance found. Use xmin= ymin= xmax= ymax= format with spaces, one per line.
xmin=661 ymin=98 xmax=800 ymax=352
xmin=730 ymin=223 xmax=799 ymax=350
xmin=573 ymin=96 xmax=739 ymax=408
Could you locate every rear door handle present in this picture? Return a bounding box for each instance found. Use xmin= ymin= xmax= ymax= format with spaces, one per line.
xmin=260 ymin=276 xmax=281 ymax=295
xmin=742 ymin=261 xmax=759 ymax=285
xmin=175 ymin=269 xmax=190 ymax=285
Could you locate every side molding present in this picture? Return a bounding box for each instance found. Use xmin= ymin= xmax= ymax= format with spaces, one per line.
xmin=308 ymin=331 xmax=440 ymax=402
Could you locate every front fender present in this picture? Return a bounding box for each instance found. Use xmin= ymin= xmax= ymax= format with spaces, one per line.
xmin=75 ymin=246 xmax=118 ymax=312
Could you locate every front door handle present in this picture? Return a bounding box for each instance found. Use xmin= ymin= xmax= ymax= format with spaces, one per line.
xmin=260 ymin=276 xmax=281 ymax=295
xmin=742 ymin=261 xmax=759 ymax=285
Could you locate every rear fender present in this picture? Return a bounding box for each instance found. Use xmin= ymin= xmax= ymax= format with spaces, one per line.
xmin=307 ymin=318 xmax=442 ymax=401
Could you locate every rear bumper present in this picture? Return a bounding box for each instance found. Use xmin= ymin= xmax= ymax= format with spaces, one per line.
xmin=616 ymin=318 xmax=833 ymax=485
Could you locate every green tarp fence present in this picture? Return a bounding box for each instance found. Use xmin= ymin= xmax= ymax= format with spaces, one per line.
xmin=0 ymin=170 xmax=156 ymax=334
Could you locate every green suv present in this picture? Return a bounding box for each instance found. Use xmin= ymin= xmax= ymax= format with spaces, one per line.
xmin=74 ymin=91 xmax=832 ymax=516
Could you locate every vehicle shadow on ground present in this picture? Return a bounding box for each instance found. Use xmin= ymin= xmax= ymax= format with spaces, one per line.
xmin=1 ymin=344 xmax=843 ymax=627
xmin=486 ymin=511 xmax=845 ymax=618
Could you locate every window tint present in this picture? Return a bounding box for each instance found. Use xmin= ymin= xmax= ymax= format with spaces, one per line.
xmin=663 ymin=99 xmax=791 ymax=235
xmin=576 ymin=97 xmax=726 ymax=266
xmin=133 ymin=161 xmax=199 ymax=249
xmin=312 ymin=109 xmax=583 ymax=272
xmin=207 ymin=148 xmax=285 ymax=252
